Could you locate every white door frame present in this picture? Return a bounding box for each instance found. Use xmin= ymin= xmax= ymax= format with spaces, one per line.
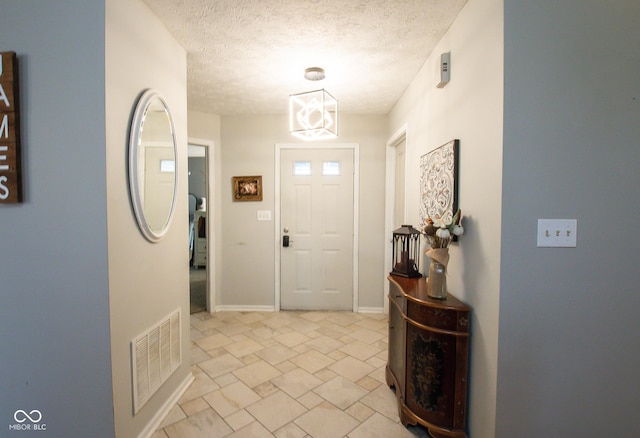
xmin=188 ymin=137 xmax=216 ymax=313
xmin=275 ymin=143 xmax=360 ymax=312
xmin=383 ymin=125 xmax=408 ymax=315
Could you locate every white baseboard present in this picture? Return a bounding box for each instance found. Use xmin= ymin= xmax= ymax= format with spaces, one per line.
xmin=137 ymin=372 xmax=195 ymax=438
xmin=214 ymin=305 xmax=275 ymax=312
xmin=357 ymin=307 xmax=385 ymax=314
xmin=213 ymin=305 xmax=384 ymax=314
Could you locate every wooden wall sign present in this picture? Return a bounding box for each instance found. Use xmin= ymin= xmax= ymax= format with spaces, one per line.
xmin=0 ymin=51 xmax=23 ymax=203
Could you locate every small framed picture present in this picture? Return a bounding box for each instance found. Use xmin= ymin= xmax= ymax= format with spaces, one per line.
xmin=232 ymin=176 xmax=262 ymax=202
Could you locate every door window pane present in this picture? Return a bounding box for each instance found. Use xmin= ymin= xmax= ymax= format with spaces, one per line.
xmin=160 ymin=160 xmax=175 ymax=173
xmin=293 ymin=161 xmax=312 ymax=176
xmin=323 ymin=161 xmax=341 ymax=176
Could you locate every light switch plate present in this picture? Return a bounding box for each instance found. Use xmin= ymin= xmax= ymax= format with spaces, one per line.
xmin=537 ymin=219 xmax=577 ymax=247
xmin=257 ymin=210 xmax=271 ymax=221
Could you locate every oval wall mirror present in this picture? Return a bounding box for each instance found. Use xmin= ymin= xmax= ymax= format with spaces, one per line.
xmin=129 ymin=89 xmax=178 ymax=243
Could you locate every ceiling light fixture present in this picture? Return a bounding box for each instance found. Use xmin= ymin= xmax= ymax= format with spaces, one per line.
xmin=289 ymin=89 xmax=338 ymax=141
xmin=289 ymin=68 xmax=338 ymax=141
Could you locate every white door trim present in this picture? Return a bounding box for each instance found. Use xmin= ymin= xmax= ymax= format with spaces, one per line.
xmin=188 ymin=137 xmax=216 ymax=313
xmin=383 ymin=125 xmax=408 ymax=315
xmin=275 ymin=143 xmax=360 ymax=312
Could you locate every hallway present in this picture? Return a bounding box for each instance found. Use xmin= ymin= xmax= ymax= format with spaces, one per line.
xmin=152 ymin=311 xmax=429 ymax=437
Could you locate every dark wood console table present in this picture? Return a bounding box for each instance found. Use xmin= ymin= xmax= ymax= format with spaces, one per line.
xmin=386 ymin=275 xmax=471 ymax=438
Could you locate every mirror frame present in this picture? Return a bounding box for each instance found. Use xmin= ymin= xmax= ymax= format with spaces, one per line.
xmin=128 ymin=89 xmax=178 ymax=243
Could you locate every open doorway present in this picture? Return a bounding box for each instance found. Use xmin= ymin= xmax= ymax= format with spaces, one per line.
xmin=383 ymin=125 xmax=407 ymax=314
xmin=188 ymin=141 xmax=211 ymax=313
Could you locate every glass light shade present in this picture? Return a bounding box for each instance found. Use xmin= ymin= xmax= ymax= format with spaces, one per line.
xmin=289 ymin=89 xmax=338 ymax=141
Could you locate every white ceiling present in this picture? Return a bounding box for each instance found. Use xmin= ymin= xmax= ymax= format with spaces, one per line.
xmin=143 ymin=0 xmax=467 ymax=115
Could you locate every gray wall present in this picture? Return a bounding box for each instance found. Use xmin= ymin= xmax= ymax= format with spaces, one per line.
xmin=497 ymin=1 xmax=640 ymax=436
xmin=0 ymin=1 xmax=191 ymax=437
xmin=0 ymin=1 xmax=115 ymax=436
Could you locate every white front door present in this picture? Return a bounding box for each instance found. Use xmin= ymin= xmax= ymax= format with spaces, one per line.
xmin=280 ymin=148 xmax=354 ymax=310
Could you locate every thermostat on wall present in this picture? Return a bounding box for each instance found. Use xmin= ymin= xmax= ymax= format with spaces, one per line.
xmin=437 ymin=52 xmax=451 ymax=88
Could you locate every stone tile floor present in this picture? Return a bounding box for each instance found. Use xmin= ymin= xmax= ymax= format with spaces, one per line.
xmin=152 ymin=311 xmax=431 ymax=438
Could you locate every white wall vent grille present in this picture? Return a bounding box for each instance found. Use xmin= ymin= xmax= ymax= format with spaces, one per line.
xmin=131 ymin=308 xmax=182 ymax=413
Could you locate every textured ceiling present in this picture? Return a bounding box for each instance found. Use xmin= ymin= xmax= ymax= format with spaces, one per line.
xmin=143 ymin=0 xmax=467 ymax=115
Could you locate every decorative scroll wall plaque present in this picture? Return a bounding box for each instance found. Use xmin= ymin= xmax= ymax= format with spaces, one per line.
xmin=419 ymin=140 xmax=459 ymax=228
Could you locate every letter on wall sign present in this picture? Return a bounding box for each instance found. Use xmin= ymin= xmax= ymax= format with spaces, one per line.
xmin=0 ymin=51 xmax=23 ymax=203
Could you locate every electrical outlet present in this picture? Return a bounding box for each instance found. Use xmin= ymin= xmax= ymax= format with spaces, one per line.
xmin=537 ymin=219 xmax=577 ymax=247
xmin=257 ymin=210 xmax=271 ymax=221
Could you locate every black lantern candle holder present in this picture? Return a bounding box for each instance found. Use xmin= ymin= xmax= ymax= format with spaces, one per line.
xmin=391 ymin=225 xmax=422 ymax=278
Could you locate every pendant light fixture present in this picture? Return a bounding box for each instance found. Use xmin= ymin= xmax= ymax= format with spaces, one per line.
xmin=289 ymin=68 xmax=338 ymax=141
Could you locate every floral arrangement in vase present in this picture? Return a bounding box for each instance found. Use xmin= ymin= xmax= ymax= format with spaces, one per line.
xmin=422 ymin=209 xmax=464 ymax=248
xmin=422 ymin=209 xmax=464 ymax=299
